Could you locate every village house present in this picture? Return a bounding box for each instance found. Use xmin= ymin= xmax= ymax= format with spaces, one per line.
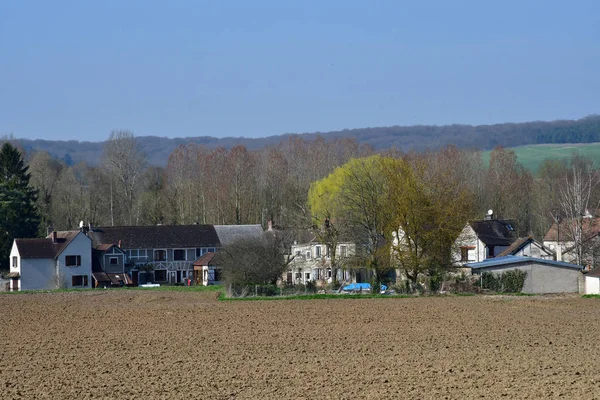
xmin=453 ymin=212 xmax=518 ymax=264
xmin=286 ymin=237 xmax=356 ymax=286
xmin=8 ymin=230 xmax=92 ymax=291
xmin=542 ymin=213 xmax=600 ymax=268
xmin=87 ymin=223 xmax=265 ymax=285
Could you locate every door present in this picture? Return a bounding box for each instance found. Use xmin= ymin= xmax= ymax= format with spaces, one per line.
xmin=169 ymin=271 xmax=176 ymax=284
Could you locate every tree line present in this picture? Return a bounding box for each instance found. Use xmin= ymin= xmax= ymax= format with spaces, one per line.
xmin=12 ymin=115 xmax=600 ymax=166
xmin=1 ymin=131 xmax=599 ymax=272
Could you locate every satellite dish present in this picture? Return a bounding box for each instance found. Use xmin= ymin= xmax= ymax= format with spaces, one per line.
xmin=487 ymin=209 xmax=493 ymax=216
xmin=79 ymin=221 xmax=84 ymax=228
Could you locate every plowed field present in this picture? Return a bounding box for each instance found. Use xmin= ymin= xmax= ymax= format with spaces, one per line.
xmin=1 ymin=290 xmax=600 ymax=399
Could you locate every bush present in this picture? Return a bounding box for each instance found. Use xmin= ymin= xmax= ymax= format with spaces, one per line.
xmin=501 ymin=269 xmax=527 ymax=293
xmin=480 ymin=270 xmax=527 ymax=293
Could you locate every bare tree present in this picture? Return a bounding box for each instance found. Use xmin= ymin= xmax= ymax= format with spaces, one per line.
xmin=102 ymin=131 xmax=147 ymax=225
xmin=559 ymin=157 xmax=600 ymax=265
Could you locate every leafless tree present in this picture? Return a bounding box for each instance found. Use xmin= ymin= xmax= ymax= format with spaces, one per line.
xmin=559 ymin=157 xmax=600 ymax=265
xmin=102 ymin=131 xmax=147 ymax=225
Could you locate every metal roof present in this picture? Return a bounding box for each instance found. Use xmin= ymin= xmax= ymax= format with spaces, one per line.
xmin=465 ymin=255 xmax=582 ymax=270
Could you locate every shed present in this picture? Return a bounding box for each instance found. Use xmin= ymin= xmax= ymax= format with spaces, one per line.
xmin=465 ymin=256 xmax=582 ymax=294
xmin=193 ymin=252 xmax=220 ymax=286
xmin=584 ymin=269 xmax=600 ymax=295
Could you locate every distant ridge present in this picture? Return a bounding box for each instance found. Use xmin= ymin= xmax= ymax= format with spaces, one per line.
xmin=14 ymin=115 xmax=600 ymax=166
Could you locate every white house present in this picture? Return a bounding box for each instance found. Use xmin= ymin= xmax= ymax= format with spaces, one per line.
xmin=495 ymin=237 xmax=554 ymax=259
xmin=286 ymin=240 xmax=356 ymax=285
xmin=453 ymin=218 xmax=518 ymax=264
xmin=543 ymin=215 xmax=600 ymax=268
xmin=8 ymin=230 xmax=92 ymax=291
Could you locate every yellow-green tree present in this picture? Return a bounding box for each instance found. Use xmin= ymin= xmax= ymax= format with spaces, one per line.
xmin=384 ymin=154 xmax=475 ymax=287
xmin=309 ymin=155 xmax=393 ymax=289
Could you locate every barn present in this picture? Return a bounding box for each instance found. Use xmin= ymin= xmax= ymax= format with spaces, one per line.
xmin=465 ymin=256 xmax=582 ymax=294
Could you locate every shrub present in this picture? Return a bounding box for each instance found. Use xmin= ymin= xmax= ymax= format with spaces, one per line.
xmin=501 ymin=269 xmax=527 ymax=293
xmin=480 ymin=270 xmax=527 ymax=293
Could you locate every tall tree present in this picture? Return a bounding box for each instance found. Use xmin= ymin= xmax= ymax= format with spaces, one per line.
xmin=0 ymin=143 xmax=40 ymax=268
xmin=102 ymin=131 xmax=147 ymax=225
xmin=309 ymin=155 xmax=392 ymax=289
xmin=384 ymin=154 xmax=475 ymax=286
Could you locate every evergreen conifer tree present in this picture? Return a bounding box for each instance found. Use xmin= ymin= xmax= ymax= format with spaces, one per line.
xmin=0 ymin=143 xmax=40 ymax=269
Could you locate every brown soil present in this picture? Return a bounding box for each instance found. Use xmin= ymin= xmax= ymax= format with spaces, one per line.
xmin=1 ymin=291 xmax=600 ymax=399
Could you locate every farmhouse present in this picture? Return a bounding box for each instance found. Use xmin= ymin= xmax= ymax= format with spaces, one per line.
xmin=9 ymin=230 xmax=92 ymax=291
xmin=286 ymin=236 xmax=356 ymax=285
xmin=466 ymin=255 xmax=582 ymax=294
xmin=543 ymin=214 xmax=600 ymax=268
xmin=453 ymin=215 xmax=518 ymax=264
xmin=87 ymin=224 xmax=265 ymax=285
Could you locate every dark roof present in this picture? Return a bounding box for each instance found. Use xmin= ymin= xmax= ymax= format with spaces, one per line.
xmin=213 ymin=225 xmax=266 ymax=246
xmin=88 ymin=225 xmax=220 ymax=249
xmin=92 ymin=272 xmax=133 ymax=285
xmin=586 ymin=268 xmax=600 ymax=278
xmin=497 ymin=237 xmax=531 ymax=257
xmin=193 ymin=252 xmax=217 ymax=267
xmin=466 ymin=255 xmax=582 ymax=270
xmin=15 ymin=231 xmax=81 ymax=259
xmin=470 ymin=219 xmax=518 ymax=247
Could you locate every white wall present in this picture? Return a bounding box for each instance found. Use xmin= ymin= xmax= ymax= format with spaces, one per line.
xmin=56 ymin=232 xmax=92 ymax=289
xmin=19 ymin=258 xmax=57 ymax=290
xmin=585 ymin=276 xmax=600 ymax=294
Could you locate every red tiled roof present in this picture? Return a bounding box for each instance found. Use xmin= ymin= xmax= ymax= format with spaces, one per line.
xmin=544 ymin=218 xmax=600 ymax=242
xmin=193 ymin=252 xmax=217 ymax=267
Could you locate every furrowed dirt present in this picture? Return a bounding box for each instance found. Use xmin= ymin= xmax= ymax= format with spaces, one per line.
xmin=1 ymin=291 xmax=600 ymax=399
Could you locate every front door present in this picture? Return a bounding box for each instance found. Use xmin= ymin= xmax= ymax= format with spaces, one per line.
xmin=169 ymin=271 xmax=177 ymax=284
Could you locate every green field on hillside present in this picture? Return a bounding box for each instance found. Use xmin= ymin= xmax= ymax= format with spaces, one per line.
xmin=482 ymin=143 xmax=600 ymax=174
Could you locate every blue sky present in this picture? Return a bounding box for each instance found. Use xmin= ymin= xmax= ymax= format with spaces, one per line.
xmin=1 ymin=0 xmax=599 ymax=142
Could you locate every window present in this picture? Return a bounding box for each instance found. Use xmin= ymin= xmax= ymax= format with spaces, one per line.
xmin=109 ymin=257 xmax=118 ymax=265
xmin=214 ymin=269 xmax=222 ymax=282
xmin=196 ymin=248 xmax=202 ymax=257
xmin=65 ymin=255 xmax=81 ymax=267
xmin=305 ymin=272 xmax=311 ymax=281
xmin=327 ymin=268 xmax=332 ymax=279
xmin=315 ymin=246 xmax=321 ymax=257
xmin=326 ymin=246 xmax=330 ymax=258
xmin=72 ymin=275 xmax=88 ymax=287
xmin=306 ymin=251 xmax=311 ymax=259
xmin=460 ymin=248 xmax=469 ymax=262
xmin=295 ymin=250 xmax=301 ymax=256
xmin=488 ymin=246 xmax=495 ymax=258
xmin=340 ymin=245 xmax=347 ymax=258
xmin=174 ymin=249 xmax=186 ymax=261
xmin=154 ymin=250 xmax=166 ymax=261
xmin=12 ymin=256 xmax=17 ymax=269
xmin=154 ymin=269 xmax=167 ymax=281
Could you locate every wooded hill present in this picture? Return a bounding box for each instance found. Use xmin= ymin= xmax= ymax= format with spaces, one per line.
xmin=16 ymin=115 xmax=600 ymax=166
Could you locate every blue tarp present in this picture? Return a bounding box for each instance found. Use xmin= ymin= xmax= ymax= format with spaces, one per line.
xmin=342 ymin=283 xmax=387 ymax=292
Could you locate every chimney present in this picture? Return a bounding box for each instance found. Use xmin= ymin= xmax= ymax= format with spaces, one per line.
xmin=46 ymin=225 xmax=54 ymax=236
xmin=51 ymin=231 xmax=57 ymax=244
xmin=118 ymin=240 xmax=122 ymax=248
xmin=556 ymin=243 xmax=562 ymax=262
xmin=88 ymin=223 xmax=93 ymax=233
xmin=267 ymin=220 xmax=273 ymax=231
